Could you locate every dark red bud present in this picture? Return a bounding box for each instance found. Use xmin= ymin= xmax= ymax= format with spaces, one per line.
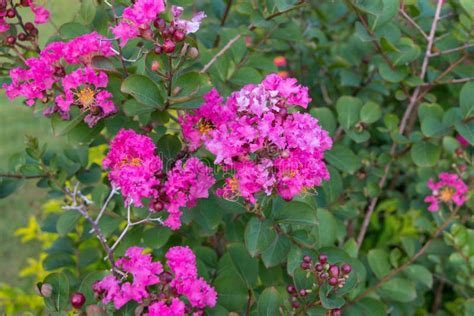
xmin=315 ymin=263 xmax=323 ymax=272
xmin=6 ymin=35 xmax=16 ymax=45
xmin=20 ymin=0 xmax=29 ymax=7
xmin=25 ymin=22 xmax=34 ymax=31
xmin=300 ymin=262 xmax=310 ymax=270
xmin=29 ymin=27 xmax=38 ymax=36
xmin=320 ymin=272 xmax=329 ymax=279
xmin=328 ymin=277 xmax=338 ymax=286
xmin=18 ymin=33 xmax=27 ymax=41
xmin=332 ymin=308 xmax=342 ymax=316
xmin=303 ymin=255 xmax=312 ymax=263
xmin=173 ymin=29 xmax=185 ymax=42
xmin=319 ymin=253 xmax=328 ymax=264
xmin=341 ymin=263 xmax=352 ymax=274
xmin=299 ymin=289 xmax=307 ymax=297
xmin=291 ymin=301 xmax=300 ymax=309
xmin=70 ymin=292 xmax=86 ymax=309
xmin=154 ymin=45 xmax=163 ymax=55
xmin=151 ymin=200 xmax=164 ymax=212
xmin=162 ymin=39 xmax=175 ymax=54
xmin=329 ymin=265 xmax=339 ymax=277
xmin=153 ymin=17 xmax=166 ymax=31
xmin=287 ymin=285 xmax=296 ymax=294
xmin=6 ymin=8 xmax=15 ymax=18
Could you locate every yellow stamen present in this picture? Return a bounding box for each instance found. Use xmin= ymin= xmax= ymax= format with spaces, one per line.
xmin=77 ymin=87 xmax=95 ymax=108
xmin=439 ymin=187 xmax=455 ymax=203
xmin=120 ymin=157 xmax=142 ymax=167
xmin=229 ymin=176 xmax=240 ymax=193
xmin=198 ymin=119 xmax=214 ymax=135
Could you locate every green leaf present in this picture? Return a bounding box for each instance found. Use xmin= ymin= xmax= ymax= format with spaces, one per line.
xmin=156 ymin=134 xmax=182 ymax=168
xmin=0 ymin=179 xmax=22 ymax=198
xmin=461 ymin=0 xmax=474 ymax=18
xmin=378 ymin=278 xmax=417 ymax=302
xmin=123 ymin=99 xmax=156 ymax=116
xmin=403 ymin=264 xmax=433 ymax=288
xmin=345 ymin=298 xmax=387 ymax=316
xmin=410 ymin=141 xmax=441 ymax=167
xmin=325 ymin=144 xmax=361 ymax=174
xmin=316 ymin=209 xmax=337 ymax=247
xmin=44 ymin=272 xmax=70 ymax=311
xmin=77 ymin=0 xmax=96 ymax=25
xmin=143 ymin=227 xmax=172 ymax=249
xmin=227 ymin=243 xmax=259 ymax=288
xmin=261 ymin=234 xmax=291 ymax=268
xmin=231 ymin=67 xmax=262 ymax=85
xmin=78 ymin=271 xmax=108 ymax=305
xmin=367 ymin=249 xmax=391 ymax=278
xmin=121 ymin=75 xmax=164 ymax=109
xmin=244 ymin=217 xmax=276 ymax=257
xmin=310 ymin=108 xmax=337 ymax=135
xmin=56 ymin=211 xmax=81 ymax=236
xmin=455 ymin=121 xmax=474 ymax=145
xmin=321 ymin=166 xmax=343 ymax=204
xmin=378 ymin=63 xmax=406 ymax=83
xmin=257 ymin=287 xmax=282 ymax=316
xmin=59 ymin=22 xmax=90 ymax=39
xmin=214 ymin=254 xmax=248 ymax=311
xmin=51 ymin=112 xmax=86 ymax=136
xmin=460 ymin=82 xmax=474 ymax=118
xmin=319 ymin=284 xmax=345 ymax=309
xmin=360 ymin=101 xmax=382 ymax=124
xmin=43 ymin=253 xmax=75 ymax=271
xmin=272 ymin=201 xmax=317 ymax=226
xmin=336 ymin=96 xmax=363 ymax=130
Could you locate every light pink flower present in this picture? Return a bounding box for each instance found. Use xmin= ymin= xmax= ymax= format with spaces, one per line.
xmin=171 ymin=5 xmax=206 ymax=34
xmin=424 ymin=172 xmax=468 ymax=212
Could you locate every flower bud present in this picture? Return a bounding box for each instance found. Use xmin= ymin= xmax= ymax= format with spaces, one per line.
xmin=6 ymin=8 xmax=15 ymax=18
xmin=153 ymin=17 xmax=166 ymax=31
xmin=40 ymin=283 xmax=53 ymax=297
xmin=302 ymin=255 xmax=312 ymax=264
xmin=163 ymin=39 xmax=176 ymax=54
xmin=70 ymin=292 xmax=86 ymax=309
xmin=173 ymin=29 xmax=185 ymax=42
xmin=291 ymin=301 xmax=300 ymax=309
xmin=25 ymin=22 xmax=35 ymax=31
xmin=299 ymin=289 xmax=307 ymax=297
xmin=154 ymin=45 xmax=163 ymax=55
xmin=151 ymin=60 xmax=160 ymax=71
xmin=315 ymin=263 xmax=323 ymax=272
xmin=18 ymin=33 xmax=27 ymax=41
xmin=328 ymin=277 xmax=338 ymax=286
xmin=300 ymin=262 xmax=310 ymax=270
xmin=332 ymin=308 xmax=342 ymax=316
xmin=318 ymin=253 xmax=328 ymax=264
xmin=6 ymin=35 xmax=16 ymax=45
xmin=286 ymin=285 xmax=296 ymax=294
xmin=341 ymin=263 xmax=352 ymax=274
xmin=187 ymin=47 xmax=199 ymax=59
xmin=329 ymin=265 xmax=339 ymax=277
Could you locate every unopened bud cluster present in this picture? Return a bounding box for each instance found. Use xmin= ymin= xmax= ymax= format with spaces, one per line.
xmin=301 ymin=254 xmax=352 ymax=289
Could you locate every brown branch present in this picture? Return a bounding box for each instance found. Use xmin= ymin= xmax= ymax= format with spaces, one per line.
xmin=245 ymin=289 xmax=252 ymax=316
xmin=429 ymin=43 xmax=474 ymax=57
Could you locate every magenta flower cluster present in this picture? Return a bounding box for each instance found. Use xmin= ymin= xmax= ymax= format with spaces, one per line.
xmin=112 ymin=0 xmax=165 ymax=46
xmin=2 ymin=32 xmax=116 ymax=126
xmin=424 ymin=172 xmax=468 ymax=212
xmin=179 ymin=74 xmax=333 ymax=202
xmin=103 ymin=129 xmax=215 ymax=230
xmin=93 ymin=246 xmax=217 ymax=314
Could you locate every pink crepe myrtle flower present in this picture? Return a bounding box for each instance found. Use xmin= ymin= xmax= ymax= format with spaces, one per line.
xmin=161 ymin=157 xmax=215 ymax=230
xmin=28 ymin=0 xmax=50 ymax=24
xmin=171 ymin=5 xmax=206 ymax=34
xmin=0 ymin=17 xmax=9 ymax=33
xmin=180 ymin=74 xmax=332 ymax=203
xmin=112 ymin=0 xmax=165 ymax=46
xmin=424 ymin=172 xmax=468 ymax=212
xmin=2 ymin=32 xmax=114 ymax=125
xmin=103 ymin=129 xmax=163 ymax=207
xmin=55 ymin=67 xmax=116 ymax=126
xmin=94 ymin=246 xmax=217 ymax=313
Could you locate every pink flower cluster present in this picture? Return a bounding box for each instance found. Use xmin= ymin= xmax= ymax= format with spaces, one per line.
xmin=2 ymin=32 xmax=116 ymax=126
xmin=161 ymin=157 xmax=215 ymax=230
xmin=103 ymin=129 xmax=163 ymax=208
xmin=93 ymin=246 xmax=217 ymax=315
xmin=0 ymin=0 xmax=49 ymax=34
xmin=424 ymin=172 xmax=468 ymax=212
xmin=112 ymin=0 xmax=165 ymax=46
xmin=103 ymin=129 xmax=215 ymax=230
xmin=179 ymin=74 xmax=332 ymax=202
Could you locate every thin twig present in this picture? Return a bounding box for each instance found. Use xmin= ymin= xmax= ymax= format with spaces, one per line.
xmin=200 ymin=34 xmax=241 ymax=73
xmin=429 ymin=43 xmax=474 ymax=57
xmin=213 ymin=0 xmax=233 ymax=47
xmin=400 ymin=9 xmax=429 ymax=41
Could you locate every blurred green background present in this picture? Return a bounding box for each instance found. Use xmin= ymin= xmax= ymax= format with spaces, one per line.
xmin=0 ymin=0 xmax=80 ymax=288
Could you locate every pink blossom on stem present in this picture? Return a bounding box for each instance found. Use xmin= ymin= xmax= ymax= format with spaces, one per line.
xmin=112 ymin=0 xmax=165 ymax=46
xmin=424 ymin=172 xmax=468 ymax=212
xmin=171 ymin=5 xmax=206 ymax=34
xmin=28 ymin=0 xmax=50 ymax=24
xmin=94 ymin=246 xmax=217 ymax=313
xmin=103 ymin=129 xmax=163 ymax=207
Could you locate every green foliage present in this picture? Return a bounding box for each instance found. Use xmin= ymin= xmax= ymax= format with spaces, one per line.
xmin=1 ymin=0 xmax=474 ymax=315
